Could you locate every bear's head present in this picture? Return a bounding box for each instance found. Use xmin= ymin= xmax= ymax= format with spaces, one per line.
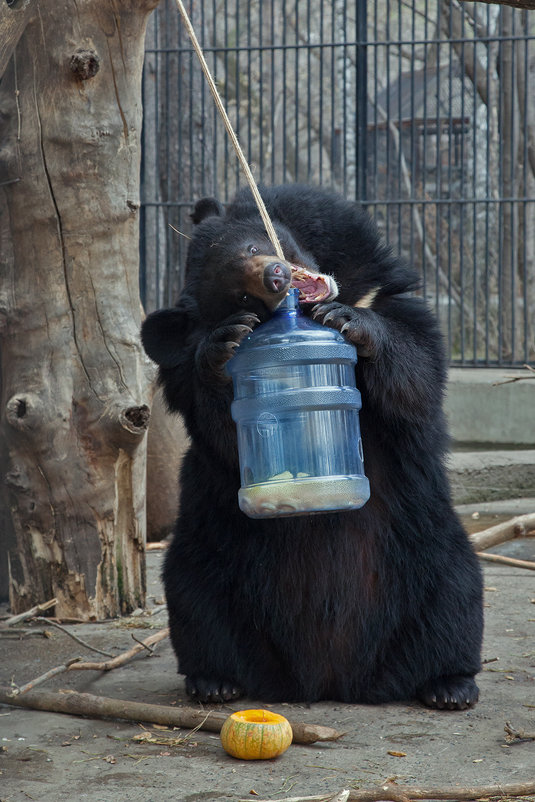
xmin=185 ymin=197 xmax=338 ymax=324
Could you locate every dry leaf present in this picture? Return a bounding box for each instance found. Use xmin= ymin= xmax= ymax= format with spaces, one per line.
xmin=387 ymin=750 xmax=407 ymax=757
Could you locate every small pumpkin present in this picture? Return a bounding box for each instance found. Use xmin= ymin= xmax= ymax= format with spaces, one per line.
xmin=219 ymin=709 xmax=293 ymax=760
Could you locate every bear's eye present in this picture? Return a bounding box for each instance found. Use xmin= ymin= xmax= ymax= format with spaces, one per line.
xmin=240 ymin=294 xmax=250 ymax=305
xmin=248 ymin=245 xmax=259 ymax=255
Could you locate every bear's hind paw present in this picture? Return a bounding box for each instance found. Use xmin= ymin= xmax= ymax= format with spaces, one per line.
xmin=417 ymin=675 xmax=479 ymax=710
xmin=185 ymin=675 xmax=244 ymax=703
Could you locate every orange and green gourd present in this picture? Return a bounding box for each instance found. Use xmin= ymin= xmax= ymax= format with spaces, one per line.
xmin=219 ymin=709 xmax=293 ymax=760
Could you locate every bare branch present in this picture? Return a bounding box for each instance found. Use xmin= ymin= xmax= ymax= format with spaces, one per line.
xmin=0 ymin=686 xmax=344 ymax=745
xmin=460 ymin=0 xmax=535 ymax=9
xmin=477 ymin=551 xmax=535 ymax=570
xmin=3 ymin=598 xmax=57 ymax=627
xmin=239 ymin=780 xmax=535 ymax=802
xmin=469 ymin=512 xmax=535 ymax=550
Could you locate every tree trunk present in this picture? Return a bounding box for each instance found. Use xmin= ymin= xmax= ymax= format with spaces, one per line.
xmin=0 ymin=0 xmax=158 ymax=618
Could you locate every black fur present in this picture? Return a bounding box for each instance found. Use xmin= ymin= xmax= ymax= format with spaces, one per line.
xmin=141 ymin=184 xmax=483 ymax=708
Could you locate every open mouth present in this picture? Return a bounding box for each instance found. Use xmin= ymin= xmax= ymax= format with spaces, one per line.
xmin=290 ymin=265 xmax=339 ymax=303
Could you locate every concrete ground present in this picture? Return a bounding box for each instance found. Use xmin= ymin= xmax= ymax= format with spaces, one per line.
xmin=1 ymin=502 xmax=534 ymax=802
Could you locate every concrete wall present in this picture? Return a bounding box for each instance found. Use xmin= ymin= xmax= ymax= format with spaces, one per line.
xmin=445 ymin=368 xmax=535 ymax=446
xmin=445 ymin=368 xmax=535 ymax=504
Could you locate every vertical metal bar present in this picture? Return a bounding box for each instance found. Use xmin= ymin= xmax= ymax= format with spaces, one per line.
xmin=342 ymin=0 xmax=347 ymax=195
xmin=258 ymin=0 xmax=264 ymax=182
xmin=396 ymin=0 xmax=402 ymax=258
xmin=282 ymin=0 xmax=288 ymax=183
xmin=331 ymin=0 xmax=338 ymax=187
xmin=510 ymin=10 xmax=516 ymax=363
xmin=459 ymin=3 xmax=466 ymax=363
xmin=408 ymin=0 xmax=416 ymax=276
xmin=246 ymin=0 xmax=253 ymax=183
xmin=295 ymin=0 xmax=300 ymax=181
xmin=385 ymin=0 xmax=391 ymax=240
xmin=435 ymin=0 xmax=442 ymax=342
xmin=212 ymin=0 xmax=219 ymax=198
xmin=307 ymin=0 xmax=312 ymax=182
xmin=372 ymin=0 xmax=379 ymax=223
xmin=270 ymin=0 xmax=276 ymax=185
xmin=421 ymin=0 xmax=429 ymax=306
xmin=318 ymin=0 xmax=324 ymax=184
xmin=484 ymin=3 xmax=491 ymax=365
xmin=472 ymin=4 xmax=478 ymax=364
xmin=355 ymin=0 xmax=367 ymax=205
xmin=521 ymin=12 xmax=529 ymax=362
xmin=234 ymin=0 xmax=241 ymax=191
xmin=497 ymin=8 xmax=504 ymax=364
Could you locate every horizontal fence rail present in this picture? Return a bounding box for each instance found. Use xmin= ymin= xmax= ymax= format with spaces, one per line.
xmin=141 ymin=0 xmax=535 ymax=367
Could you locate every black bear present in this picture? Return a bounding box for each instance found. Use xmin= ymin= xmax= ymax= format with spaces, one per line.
xmin=141 ymin=183 xmax=483 ymax=709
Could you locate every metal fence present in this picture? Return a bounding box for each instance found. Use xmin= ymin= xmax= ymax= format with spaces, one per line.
xmin=141 ymin=0 xmax=535 ymax=367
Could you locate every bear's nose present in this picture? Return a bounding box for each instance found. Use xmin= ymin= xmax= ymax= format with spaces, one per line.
xmin=263 ymin=262 xmax=292 ymax=294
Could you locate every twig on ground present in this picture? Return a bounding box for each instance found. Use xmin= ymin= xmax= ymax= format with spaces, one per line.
xmin=68 ymin=627 xmax=169 ymax=671
xmin=0 ymin=686 xmax=344 ymax=745
xmin=476 ymin=552 xmax=535 ymax=570
xmin=33 ymin=617 xmax=114 ymax=657
xmin=9 ymin=659 xmax=82 ymax=697
xmin=2 ymin=598 xmax=57 ymax=627
xmin=239 ymin=780 xmax=535 ymax=802
xmin=493 ymin=364 xmax=535 ymax=386
xmin=0 ymin=628 xmax=51 ymax=639
xmin=505 ymin=721 xmax=535 ymax=742
xmin=469 ymin=513 xmax=535 ymax=552
xmin=130 ymin=632 xmax=159 ymax=653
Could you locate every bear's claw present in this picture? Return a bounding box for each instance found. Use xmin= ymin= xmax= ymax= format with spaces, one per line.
xmin=312 ymin=302 xmax=380 ymax=358
xmin=185 ymin=675 xmax=244 ymax=703
xmin=196 ymin=312 xmax=260 ymax=382
xmin=416 ymin=675 xmax=479 ymax=710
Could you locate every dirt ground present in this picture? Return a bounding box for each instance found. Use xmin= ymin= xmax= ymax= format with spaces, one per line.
xmin=1 ymin=503 xmax=534 ymax=802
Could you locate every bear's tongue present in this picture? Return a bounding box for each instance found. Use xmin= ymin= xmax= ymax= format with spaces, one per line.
xmin=290 ymin=265 xmax=335 ymax=303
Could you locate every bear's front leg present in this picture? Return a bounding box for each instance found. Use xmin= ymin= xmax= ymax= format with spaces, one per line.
xmin=311 ymin=297 xmax=445 ymax=424
xmin=195 ymin=312 xmax=260 ymax=383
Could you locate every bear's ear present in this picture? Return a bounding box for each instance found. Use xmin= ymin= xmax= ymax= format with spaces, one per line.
xmin=141 ymin=296 xmax=198 ymax=368
xmin=190 ymin=197 xmax=224 ymax=225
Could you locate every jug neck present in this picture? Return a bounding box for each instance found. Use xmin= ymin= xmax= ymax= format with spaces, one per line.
xmin=274 ymin=287 xmax=301 ymax=317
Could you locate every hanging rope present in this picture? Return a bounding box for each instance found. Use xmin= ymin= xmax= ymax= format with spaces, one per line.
xmin=173 ymin=0 xmax=285 ymax=261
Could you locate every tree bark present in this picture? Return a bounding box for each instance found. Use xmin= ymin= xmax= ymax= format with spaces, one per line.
xmin=0 ymin=0 xmax=37 ymax=80
xmin=0 ymin=0 xmax=158 ymax=618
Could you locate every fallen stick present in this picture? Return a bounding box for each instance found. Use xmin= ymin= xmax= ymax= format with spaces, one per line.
xmin=469 ymin=513 xmax=535 ymax=552
xmin=505 ymin=721 xmax=535 ymax=742
xmin=10 ymin=658 xmax=82 ymax=696
xmin=477 ymin=552 xmax=535 ymax=570
xmin=241 ymin=780 xmax=535 ymax=802
xmin=0 ymin=686 xmax=343 ymax=745
xmin=2 ymin=598 xmax=57 ymax=627
xmin=68 ymin=627 xmax=169 ymax=670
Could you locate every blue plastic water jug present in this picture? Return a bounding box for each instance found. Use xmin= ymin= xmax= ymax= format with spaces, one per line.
xmin=227 ymin=288 xmax=370 ymax=519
